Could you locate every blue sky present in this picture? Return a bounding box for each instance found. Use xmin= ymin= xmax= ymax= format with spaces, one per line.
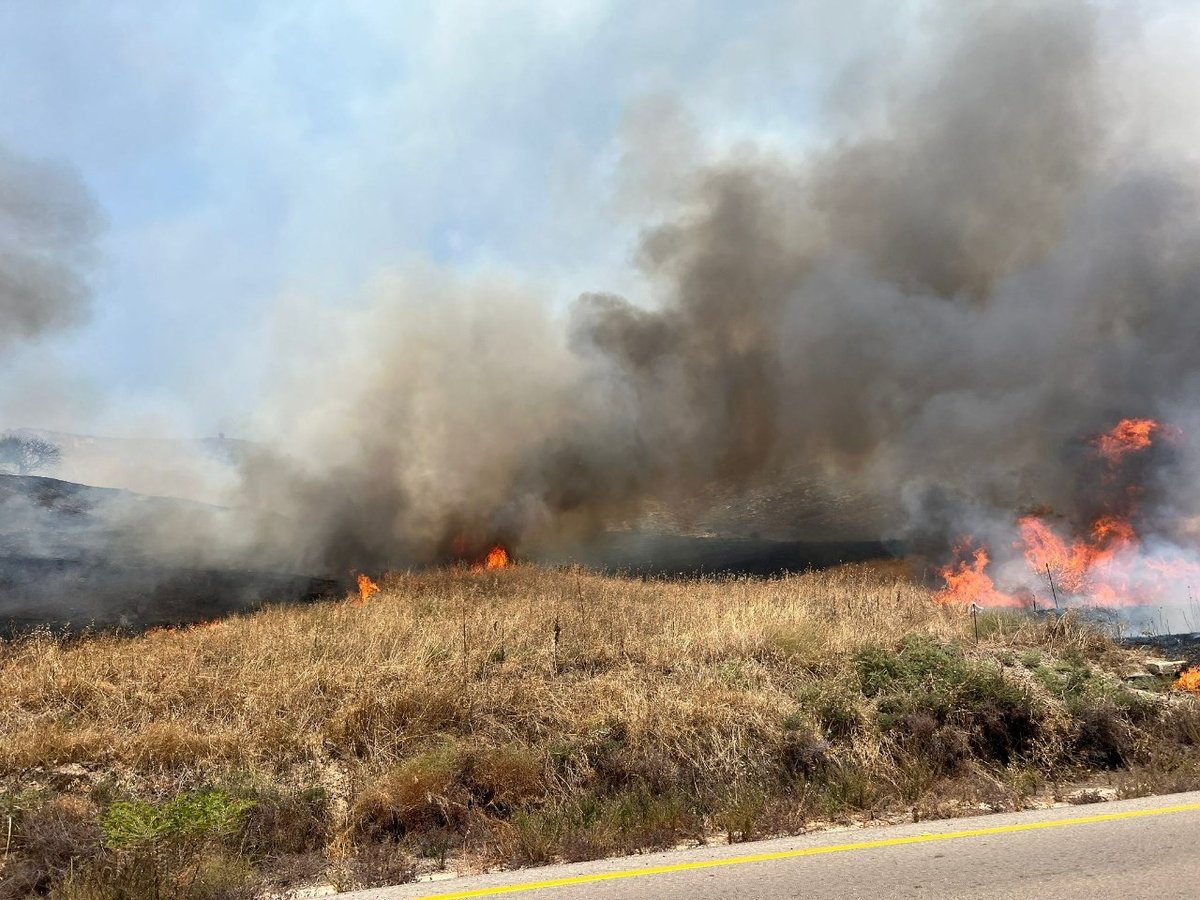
xmin=0 ymin=0 xmax=927 ymax=436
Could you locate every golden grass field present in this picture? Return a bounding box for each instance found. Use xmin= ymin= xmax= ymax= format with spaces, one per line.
xmin=2 ymin=563 xmax=1199 ymax=898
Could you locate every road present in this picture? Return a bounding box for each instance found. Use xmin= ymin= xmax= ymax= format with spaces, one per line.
xmin=345 ymin=791 xmax=1200 ymax=899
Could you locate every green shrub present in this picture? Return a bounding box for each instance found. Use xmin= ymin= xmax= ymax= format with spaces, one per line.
xmin=795 ymin=680 xmax=863 ymax=740
xmin=103 ymin=791 xmax=254 ymax=849
xmin=858 ymin=638 xmax=1040 ymax=767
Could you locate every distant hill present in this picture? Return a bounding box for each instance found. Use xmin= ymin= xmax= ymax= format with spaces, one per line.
xmin=0 ymin=427 xmax=251 ymax=504
xmin=0 ymin=472 xmax=340 ymax=634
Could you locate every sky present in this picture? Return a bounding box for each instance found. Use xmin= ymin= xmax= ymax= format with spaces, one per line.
xmin=0 ymin=0 xmax=911 ymax=439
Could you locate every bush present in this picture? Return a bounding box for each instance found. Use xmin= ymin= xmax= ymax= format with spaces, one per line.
xmin=508 ymin=787 xmax=699 ymax=865
xmin=350 ymin=746 xmax=464 ymax=839
xmin=461 ymin=745 xmax=545 ymax=812
xmin=237 ymin=784 xmax=329 ymax=858
xmin=334 ymin=843 xmax=417 ymax=892
xmin=103 ymin=791 xmax=254 ymax=849
xmin=51 ymin=849 xmax=257 ymax=900
xmin=0 ymin=796 xmax=103 ymax=898
xmin=858 ymin=638 xmax=1040 ymax=768
xmin=1067 ymin=696 xmax=1138 ymax=769
xmin=795 ymin=680 xmax=863 ymax=740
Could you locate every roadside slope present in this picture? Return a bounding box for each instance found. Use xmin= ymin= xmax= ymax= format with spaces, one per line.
xmin=347 ymin=792 xmax=1200 ymax=899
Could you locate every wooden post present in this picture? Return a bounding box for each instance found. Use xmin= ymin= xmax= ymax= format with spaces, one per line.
xmin=552 ymin=615 xmax=561 ymax=674
xmin=1045 ymin=564 xmax=1060 ymax=610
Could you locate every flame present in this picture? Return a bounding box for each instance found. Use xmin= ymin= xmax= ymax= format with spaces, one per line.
xmin=468 ymin=544 xmax=511 ymax=571
xmin=1175 ymin=666 xmax=1200 ymax=693
xmin=356 ymin=574 xmax=380 ymax=603
xmin=938 ymin=417 xmax=1200 ymax=608
xmin=484 ymin=545 xmax=510 ymax=570
xmin=1018 ymin=514 xmax=1137 ymax=598
xmin=1093 ymin=418 xmax=1160 ymax=466
xmin=934 ymin=543 xmax=1022 ymax=607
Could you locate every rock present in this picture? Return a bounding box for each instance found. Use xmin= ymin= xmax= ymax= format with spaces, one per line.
xmin=1144 ymin=659 xmax=1186 ymax=676
xmin=46 ymin=763 xmax=92 ymax=787
xmin=1066 ymin=787 xmax=1118 ymax=805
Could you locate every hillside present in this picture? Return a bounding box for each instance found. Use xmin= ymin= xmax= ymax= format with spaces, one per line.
xmin=0 ymin=473 xmax=339 ymax=634
xmin=2 ymin=563 xmax=1199 ymax=897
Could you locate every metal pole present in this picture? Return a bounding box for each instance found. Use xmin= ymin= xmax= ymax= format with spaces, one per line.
xmin=1045 ymin=564 xmax=1060 ymax=610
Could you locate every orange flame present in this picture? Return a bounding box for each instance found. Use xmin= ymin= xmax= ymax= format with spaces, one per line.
xmin=934 ymin=543 xmax=1021 ymax=607
xmin=356 ymin=574 xmax=380 ymax=603
xmin=468 ymin=545 xmax=511 ymax=572
xmin=938 ymin=418 xmax=1199 ymax=609
xmin=1018 ymin=514 xmax=1137 ymax=598
xmin=484 ymin=545 xmax=510 ymax=570
xmin=1174 ymin=666 xmax=1200 ymax=693
xmin=1093 ymin=418 xmax=1161 ymax=466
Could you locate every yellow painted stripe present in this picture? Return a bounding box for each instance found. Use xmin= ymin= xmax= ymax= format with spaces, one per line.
xmin=407 ymin=800 xmax=1200 ymax=899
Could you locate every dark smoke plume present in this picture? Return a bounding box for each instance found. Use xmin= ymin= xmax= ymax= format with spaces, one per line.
xmin=244 ymin=0 xmax=1200 ymax=573
xmin=0 ymin=141 xmax=102 ymax=347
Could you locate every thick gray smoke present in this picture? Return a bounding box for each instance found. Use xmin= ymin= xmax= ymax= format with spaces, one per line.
xmin=0 ymin=141 xmax=101 ymax=347
xmin=244 ymin=0 xmax=1200 ymax=574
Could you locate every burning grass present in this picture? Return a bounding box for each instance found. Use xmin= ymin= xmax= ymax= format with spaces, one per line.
xmin=2 ymin=563 xmax=1200 ymax=896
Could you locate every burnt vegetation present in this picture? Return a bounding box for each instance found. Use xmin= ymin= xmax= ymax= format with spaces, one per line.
xmin=0 ymin=435 xmax=60 ymax=478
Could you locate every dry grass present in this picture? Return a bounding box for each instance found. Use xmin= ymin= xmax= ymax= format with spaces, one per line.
xmin=0 ymin=564 xmax=946 ymax=776
xmin=1 ymin=562 xmax=1196 ymax=897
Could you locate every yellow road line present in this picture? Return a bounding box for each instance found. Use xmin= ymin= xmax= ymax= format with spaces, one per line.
xmin=408 ymin=800 xmax=1200 ymax=899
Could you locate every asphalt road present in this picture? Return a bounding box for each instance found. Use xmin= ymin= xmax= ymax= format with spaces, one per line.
xmin=345 ymin=791 xmax=1200 ymax=900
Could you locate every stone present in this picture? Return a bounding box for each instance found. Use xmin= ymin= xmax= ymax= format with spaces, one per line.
xmin=1144 ymin=659 xmax=1187 ymax=676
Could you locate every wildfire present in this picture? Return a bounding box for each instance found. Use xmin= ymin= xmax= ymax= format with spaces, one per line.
xmin=1093 ymin=418 xmax=1160 ymax=466
xmin=1175 ymin=667 xmax=1200 ymax=693
xmin=469 ymin=544 xmax=511 ymax=572
xmin=356 ymin=573 xmax=380 ymax=603
xmin=937 ymin=417 xmax=1200 ymax=608
xmin=934 ymin=543 xmax=1022 ymax=608
xmin=1018 ymin=514 xmax=1136 ymax=596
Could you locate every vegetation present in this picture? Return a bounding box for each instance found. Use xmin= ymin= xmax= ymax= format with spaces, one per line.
xmin=0 ymin=434 xmax=61 ymax=477
xmin=2 ymin=562 xmax=1199 ymax=897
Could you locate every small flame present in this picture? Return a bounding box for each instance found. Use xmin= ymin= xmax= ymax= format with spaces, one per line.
xmin=356 ymin=574 xmax=380 ymax=603
xmin=469 ymin=545 xmax=511 ymax=572
xmin=1174 ymin=666 xmax=1200 ymax=693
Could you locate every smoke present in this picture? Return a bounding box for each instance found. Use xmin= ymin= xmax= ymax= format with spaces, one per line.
xmin=0 ymin=141 xmax=102 ymax=347
xmin=242 ymin=0 xmax=1200 ymax=575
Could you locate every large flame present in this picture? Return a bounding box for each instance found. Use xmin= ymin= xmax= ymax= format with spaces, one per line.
xmin=937 ymin=418 xmax=1200 ymax=608
xmin=468 ymin=544 xmax=511 ymax=572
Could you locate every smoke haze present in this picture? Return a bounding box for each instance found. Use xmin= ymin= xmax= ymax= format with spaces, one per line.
xmin=235 ymin=0 xmax=1200 ymax=576
xmin=0 ymin=141 xmax=101 ymax=348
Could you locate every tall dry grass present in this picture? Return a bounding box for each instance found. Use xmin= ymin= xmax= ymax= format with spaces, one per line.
xmin=0 ymin=564 xmax=948 ymax=777
xmin=1 ymin=563 xmax=1194 ymax=896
